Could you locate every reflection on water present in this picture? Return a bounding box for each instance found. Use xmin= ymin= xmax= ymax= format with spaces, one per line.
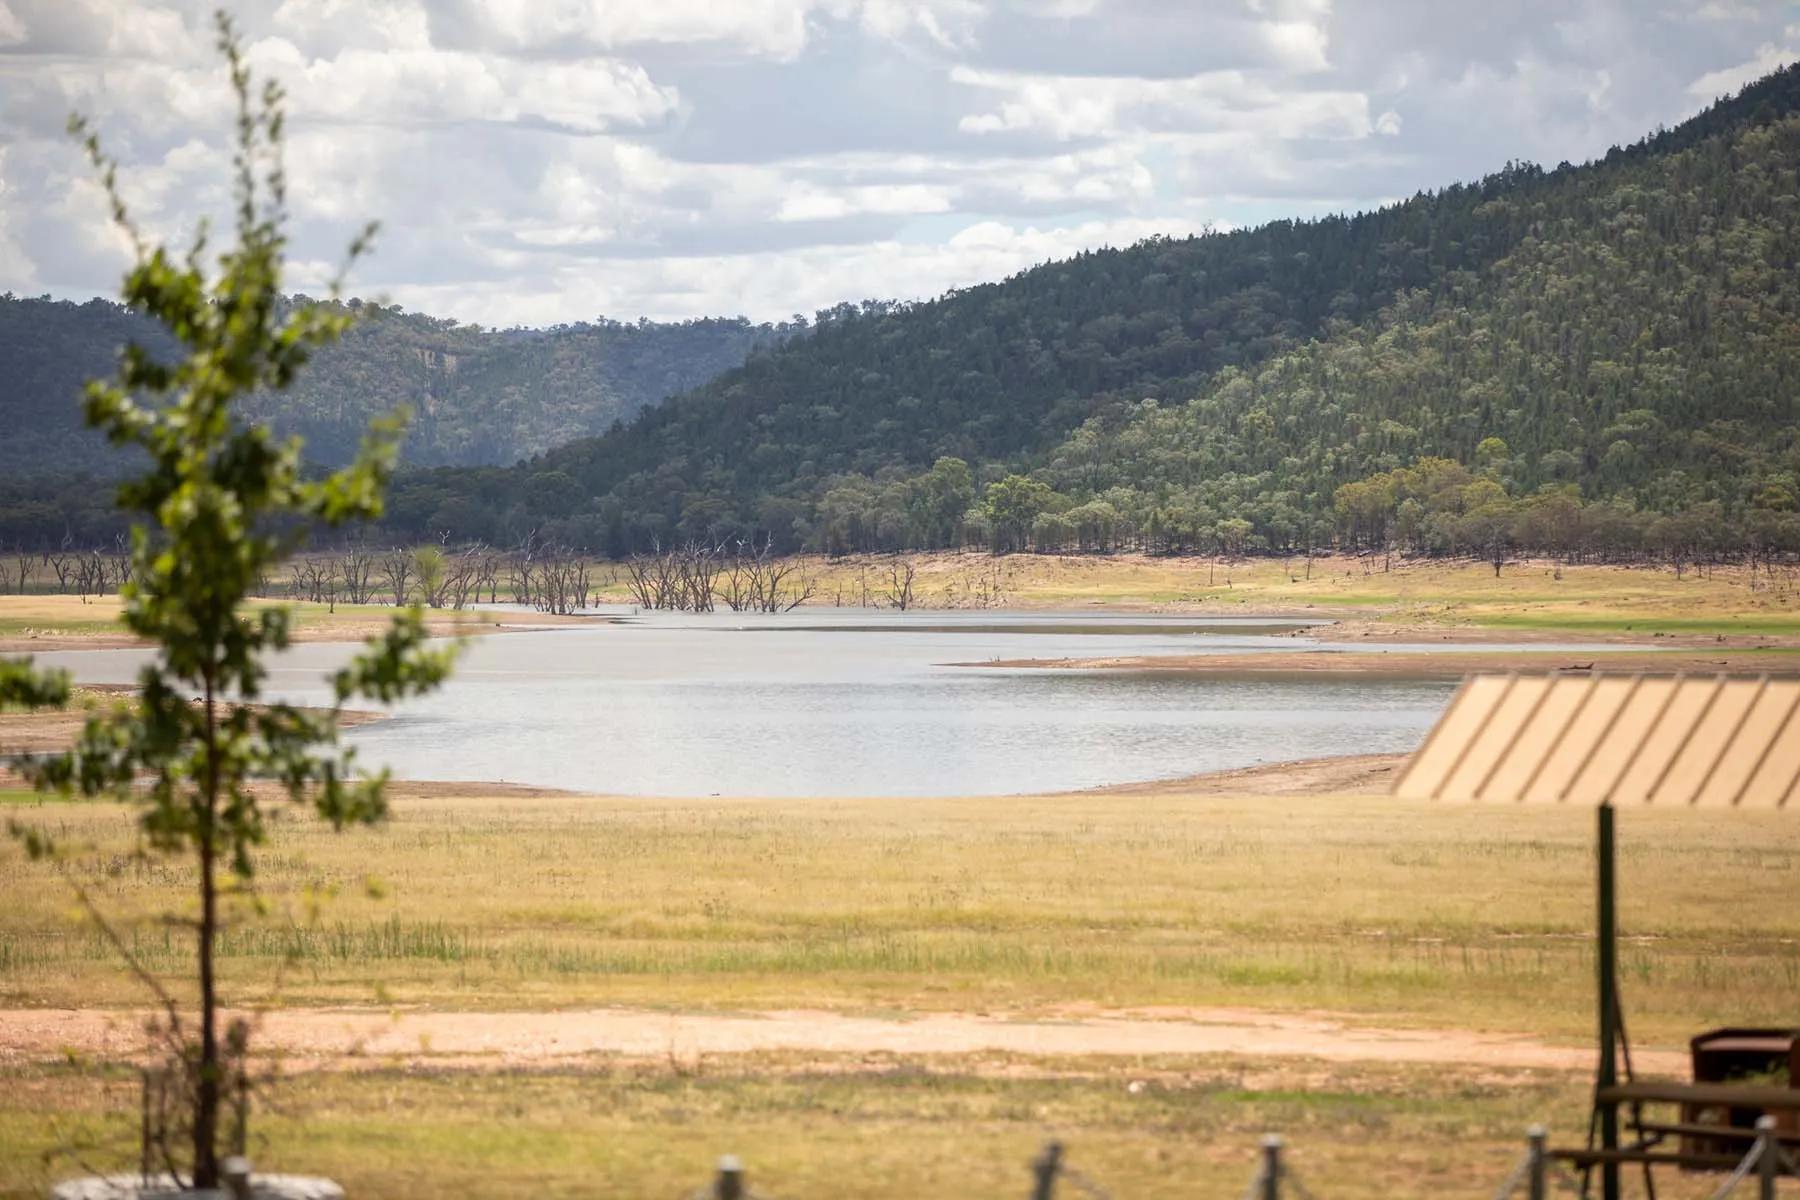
xmin=33 ymin=610 xmax=1465 ymax=797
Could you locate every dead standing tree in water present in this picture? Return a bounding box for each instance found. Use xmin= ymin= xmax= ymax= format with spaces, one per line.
xmin=622 ymin=542 xmax=730 ymax=612
xmin=884 ymin=559 xmax=917 ymax=610
xmin=532 ymin=547 xmax=593 ymax=615
xmin=716 ymin=537 xmax=817 ymax=612
xmin=439 ymin=545 xmax=496 ymax=611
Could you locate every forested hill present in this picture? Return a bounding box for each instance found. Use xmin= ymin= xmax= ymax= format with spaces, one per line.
xmin=0 ymin=297 xmax=782 ymax=474
xmin=366 ymin=62 xmax=1800 ymax=560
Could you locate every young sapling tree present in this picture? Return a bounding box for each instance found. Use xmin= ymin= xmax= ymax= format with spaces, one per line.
xmin=0 ymin=13 xmax=456 ymax=1189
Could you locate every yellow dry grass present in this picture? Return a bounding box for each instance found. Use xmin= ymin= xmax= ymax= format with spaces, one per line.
xmin=1 ymin=788 xmax=1793 ymax=1046
xmin=0 ymin=1053 xmax=1681 ymax=1200
xmin=592 ymin=552 xmax=1800 ymax=639
xmin=0 ymin=594 xmax=545 ymax=648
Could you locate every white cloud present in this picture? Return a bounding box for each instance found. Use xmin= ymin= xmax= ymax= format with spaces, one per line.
xmin=1687 ymin=40 xmax=1799 ymax=99
xmin=440 ymin=0 xmax=823 ymax=62
xmin=0 ymin=0 xmax=1796 ymax=323
xmin=389 ymin=213 xmax=1207 ymax=326
xmin=859 ymin=0 xmax=986 ymax=48
xmin=953 ymin=66 xmax=1376 ymax=142
xmin=777 ymin=183 xmax=956 ymax=221
xmin=0 ymin=1 xmax=26 ymax=46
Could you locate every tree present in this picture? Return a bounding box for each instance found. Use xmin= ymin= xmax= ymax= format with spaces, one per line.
xmin=983 ymin=474 xmax=1055 ymax=555
xmin=0 ymin=17 xmax=455 ymax=1188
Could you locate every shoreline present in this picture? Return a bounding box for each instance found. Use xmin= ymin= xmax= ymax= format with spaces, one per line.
xmin=959 ymin=646 xmax=1800 ymax=678
xmin=2 ymin=749 xmax=1404 ymax=800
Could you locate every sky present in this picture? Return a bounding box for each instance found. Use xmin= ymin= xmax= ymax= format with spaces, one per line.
xmin=0 ymin=1 xmax=1795 ymax=328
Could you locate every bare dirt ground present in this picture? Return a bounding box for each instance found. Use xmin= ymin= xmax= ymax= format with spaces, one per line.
xmin=1081 ymin=753 xmax=1409 ymax=796
xmin=0 ymin=1004 xmax=1680 ymax=1076
xmin=0 ymin=704 xmax=385 ymax=756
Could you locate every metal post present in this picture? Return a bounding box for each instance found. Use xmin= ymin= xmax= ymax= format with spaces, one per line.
xmin=1528 ymin=1125 xmax=1548 ymax=1200
xmin=140 ymin=1069 xmax=153 ymax=1183
xmin=1032 ymin=1140 xmax=1063 ymax=1200
xmin=716 ymin=1154 xmax=744 ymax=1200
xmin=221 ymin=1155 xmax=251 ymax=1200
xmin=1261 ymin=1134 xmax=1283 ymax=1200
xmin=1597 ymin=803 xmax=1620 ymax=1200
xmin=1757 ymin=1116 xmax=1779 ymax=1200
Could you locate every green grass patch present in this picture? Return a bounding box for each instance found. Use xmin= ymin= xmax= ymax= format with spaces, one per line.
xmin=0 ymin=618 xmax=122 ymax=638
xmin=1472 ymin=612 xmax=1800 ymax=636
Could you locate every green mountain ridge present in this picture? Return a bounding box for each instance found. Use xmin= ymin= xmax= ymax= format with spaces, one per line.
xmin=0 ymin=296 xmax=786 ymax=474
xmin=361 ymin=62 xmax=1800 ymax=559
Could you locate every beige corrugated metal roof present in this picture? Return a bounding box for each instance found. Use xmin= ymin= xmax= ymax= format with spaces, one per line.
xmin=1392 ymin=674 xmax=1800 ymax=806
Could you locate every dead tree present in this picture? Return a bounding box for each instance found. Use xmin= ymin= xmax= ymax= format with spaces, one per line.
xmin=379 ymin=548 xmax=415 ymax=607
xmin=622 ymin=542 xmax=729 ymax=612
xmin=290 ymin=557 xmax=331 ymax=604
xmin=718 ymin=537 xmax=816 ymax=612
xmin=532 ymin=547 xmax=593 ymax=615
xmin=884 ymin=559 xmax=917 ymax=611
xmin=440 ymin=546 xmax=492 ymax=610
xmin=336 ymin=539 xmax=377 ymax=605
xmin=46 ymin=545 xmax=76 ymax=594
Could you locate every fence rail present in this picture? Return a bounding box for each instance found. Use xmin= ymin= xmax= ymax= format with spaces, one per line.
xmin=663 ymin=1117 xmax=1800 ymax=1200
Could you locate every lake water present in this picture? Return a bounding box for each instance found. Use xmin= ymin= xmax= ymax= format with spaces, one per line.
xmin=29 ymin=610 xmax=1490 ymax=797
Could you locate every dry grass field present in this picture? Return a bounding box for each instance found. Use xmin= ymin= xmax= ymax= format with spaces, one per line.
xmin=7 ymin=551 xmax=1800 ymax=645
xmin=1 ymin=785 xmax=1794 ymax=1198
xmin=589 ymin=551 xmax=1800 ymax=640
xmin=0 ymin=1054 xmax=1610 ymax=1200
xmin=0 ymin=788 xmax=1792 ymax=1038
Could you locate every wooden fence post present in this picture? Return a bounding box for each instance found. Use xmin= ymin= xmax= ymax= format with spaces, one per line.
xmin=1032 ymin=1140 xmax=1063 ymax=1200
xmin=221 ymin=1155 xmax=251 ymax=1200
xmin=716 ymin=1154 xmax=744 ymax=1200
xmin=1757 ymin=1116 xmax=1779 ymax=1200
xmin=1528 ymin=1124 xmax=1547 ymax=1200
xmin=1261 ymin=1134 xmax=1283 ymax=1200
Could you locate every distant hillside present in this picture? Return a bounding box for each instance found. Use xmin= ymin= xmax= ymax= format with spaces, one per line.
xmin=0 ymin=296 xmax=783 ymax=473
xmin=366 ymin=62 xmax=1800 ymax=560
xmin=10 ymin=65 xmax=1800 ymax=563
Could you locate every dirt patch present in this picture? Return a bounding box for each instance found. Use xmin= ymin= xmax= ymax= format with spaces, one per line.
xmin=0 ymin=1005 xmax=1681 ymax=1077
xmin=0 ymin=705 xmax=385 ymax=757
xmin=1082 ymin=753 xmax=1408 ymax=797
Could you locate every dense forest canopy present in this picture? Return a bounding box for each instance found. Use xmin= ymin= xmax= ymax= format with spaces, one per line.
xmin=359 ymin=63 xmax=1800 ymax=562
xmin=7 ymin=62 xmax=1800 ymax=563
xmin=0 ymin=295 xmax=786 ymax=474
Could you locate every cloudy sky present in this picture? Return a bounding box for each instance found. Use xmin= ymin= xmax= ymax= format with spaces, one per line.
xmin=0 ymin=1 xmax=1794 ymax=327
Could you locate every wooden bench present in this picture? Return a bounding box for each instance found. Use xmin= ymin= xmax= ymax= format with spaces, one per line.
xmin=1601 ymin=1082 xmax=1800 ymax=1111
xmin=1545 ymin=1082 xmax=1800 ymax=1177
xmin=1548 ymin=1147 xmax=1747 ymax=1170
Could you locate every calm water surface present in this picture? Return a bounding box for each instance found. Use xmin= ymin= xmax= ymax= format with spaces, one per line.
xmin=34 ymin=611 xmax=1482 ymax=796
